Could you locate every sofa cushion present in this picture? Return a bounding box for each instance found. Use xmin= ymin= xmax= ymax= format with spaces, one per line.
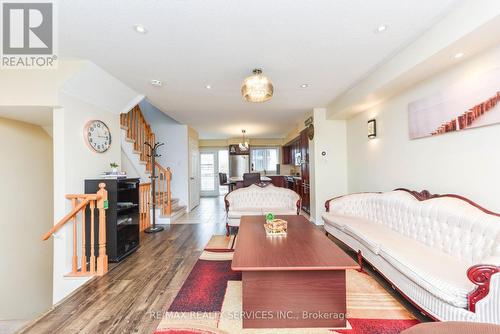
xmin=323 ymin=213 xmax=382 ymax=254
xmin=379 ymin=235 xmax=475 ymax=308
xmin=228 ymin=209 xmax=263 ymax=219
xmin=323 ymin=212 xmax=352 ymax=230
xmin=342 ymin=219 xmax=398 ymax=255
xmin=324 ymin=212 xmax=475 ymax=308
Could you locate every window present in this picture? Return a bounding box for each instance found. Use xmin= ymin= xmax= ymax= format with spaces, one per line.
xmin=251 ymin=147 xmax=279 ymax=173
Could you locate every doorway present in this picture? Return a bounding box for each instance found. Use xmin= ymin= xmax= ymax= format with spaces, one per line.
xmin=200 ymin=150 xmax=218 ymax=197
xmin=200 ymin=148 xmax=229 ymax=197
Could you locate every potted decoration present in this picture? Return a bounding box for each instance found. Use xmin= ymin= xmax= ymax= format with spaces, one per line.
xmin=264 ymin=213 xmax=288 ymax=236
xmin=110 ymin=162 xmax=119 ymax=174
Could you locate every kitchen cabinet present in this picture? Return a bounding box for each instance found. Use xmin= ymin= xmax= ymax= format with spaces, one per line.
xmin=293 ymin=178 xmax=302 ymax=195
xmin=301 ymin=183 xmax=310 ymax=213
xmin=229 ymin=144 xmax=249 ymax=155
xmin=283 ymin=139 xmax=301 ymax=166
xmin=268 ymin=175 xmax=286 ymax=188
xmin=299 ymin=129 xmax=310 ymax=213
xmin=282 ymin=129 xmax=310 ymax=213
xmin=282 ymin=146 xmax=291 ymax=165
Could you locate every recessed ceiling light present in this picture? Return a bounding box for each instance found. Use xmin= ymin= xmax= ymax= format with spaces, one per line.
xmin=375 ymin=24 xmax=388 ymax=33
xmin=454 ymin=52 xmax=465 ymax=59
xmin=150 ymin=79 xmax=162 ymax=87
xmin=205 ymin=85 xmax=212 ymax=89
xmin=300 ymin=84 xmax=309 ymax=88
xmin=133 ymin=24 xmax=147 ymax=34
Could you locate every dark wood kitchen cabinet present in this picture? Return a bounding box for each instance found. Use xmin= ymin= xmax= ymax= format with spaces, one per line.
xmin=301 ymin=183 xmax=310 ymax=213
xmin=282 ymin=129 xmax=310 ymax=214
xmin=282 ymin=146 xmax=291 ymax=165
xmin=299 ymin=129 xmax=310 ymax=213
xmin=268 ymin=175 xmax=286 ymax=188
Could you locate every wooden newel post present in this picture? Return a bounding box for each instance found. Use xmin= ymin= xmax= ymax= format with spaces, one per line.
xmin=96 ymin=183 xmax=108 ymax=276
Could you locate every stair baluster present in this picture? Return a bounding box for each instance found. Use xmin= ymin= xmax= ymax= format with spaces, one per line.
xmin=121 ymin=105 xmax=178 ymax=222
xmin=41 ymin=183 xmax=108 ymax=277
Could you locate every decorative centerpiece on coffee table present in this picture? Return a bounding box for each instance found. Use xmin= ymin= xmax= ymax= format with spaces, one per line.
xmin=264 ymin=213 xmax=288 ymax=236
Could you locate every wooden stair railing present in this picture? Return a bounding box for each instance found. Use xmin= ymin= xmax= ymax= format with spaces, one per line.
xmin=155 ymin=162 xmax=172 ymax=216
xmin=42 ymin=183 xmax=108 ymax=277
xmin=139 ymin=182 xmax=152 ymax=232
xmin=121 ymin=105 xmax=175 ymax=222
xmin=120 ymin=105 xmax=155 ymax=173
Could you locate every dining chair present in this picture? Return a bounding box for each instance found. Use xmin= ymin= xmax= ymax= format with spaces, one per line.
xmin=243 ymin=172 xmax=261 ymax=187
xmin=219 ymin=172 xmax=233 ymax=192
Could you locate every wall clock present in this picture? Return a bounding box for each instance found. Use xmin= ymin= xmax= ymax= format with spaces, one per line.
xmin=84 ymin=120 xmax=111 ymax=153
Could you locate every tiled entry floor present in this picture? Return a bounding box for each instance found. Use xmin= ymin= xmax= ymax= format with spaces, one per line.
xmin=172 ymin=196 xmax=228 ymax=224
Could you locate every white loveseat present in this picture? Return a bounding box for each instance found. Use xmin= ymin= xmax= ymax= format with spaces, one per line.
xmin=225 ymin=184 xmax=301 ymax=235
xmin=323 ymin=189 xmax=500 ymax=324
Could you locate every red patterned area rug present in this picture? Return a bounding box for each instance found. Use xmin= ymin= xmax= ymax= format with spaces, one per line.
xmin=155 ymin=235 xmax=419 ymax=334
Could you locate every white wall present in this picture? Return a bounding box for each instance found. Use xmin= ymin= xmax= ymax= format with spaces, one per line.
xmin=310 ymin=108 xmax=348 ymax=223
xmin=188 ymin=128 xmax=200 ymax=211
xmin=346 ymin=43 xmax=500 ymax=212
xmin=139 ymin=101 xmax=190 ymax=208
xmin=0 ymin=60 xmax=144 ymax=305
xmin=0 ymin=117 xmax=53 ymax=320
xmin=52 ymin=93 xmax=122 ymax=303
xmin=121 ymin=150 xmax=141 ymax=179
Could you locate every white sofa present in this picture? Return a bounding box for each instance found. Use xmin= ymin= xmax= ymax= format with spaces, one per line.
xmin=225 ymin=184 xmax=301 ymax=235
xmin=322 ymin=189 xmax=500 ymax=324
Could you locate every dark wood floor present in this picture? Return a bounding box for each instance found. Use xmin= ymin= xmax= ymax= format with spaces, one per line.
xmin=20 ymin=221 xmax=226 ymax=334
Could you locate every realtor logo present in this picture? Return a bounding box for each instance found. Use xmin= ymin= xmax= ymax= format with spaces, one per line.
xmin=1 ymin=1 xmax=57 ymax=68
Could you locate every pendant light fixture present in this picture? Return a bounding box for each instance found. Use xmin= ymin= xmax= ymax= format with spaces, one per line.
xmin=241 ymin=68 xmax=274 ymax=103
xmin=239 ymin=129 xmax=249 ymax=151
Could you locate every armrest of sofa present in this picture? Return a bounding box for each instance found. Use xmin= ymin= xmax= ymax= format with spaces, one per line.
xmin=296 ymin=198 xmax=301 ymax=214
xmin=467 ymin=263 xmax=500 ymax=312
xmin=324 ymin=195 xmax=343 ymax=212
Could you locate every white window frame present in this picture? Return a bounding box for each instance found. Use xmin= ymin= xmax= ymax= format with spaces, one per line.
xmin=250 ymin=147 xmax=280 ymax=174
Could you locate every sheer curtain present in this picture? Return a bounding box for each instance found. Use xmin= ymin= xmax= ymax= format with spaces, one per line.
xmin=250 ymin=147 xmax=279 ymax=173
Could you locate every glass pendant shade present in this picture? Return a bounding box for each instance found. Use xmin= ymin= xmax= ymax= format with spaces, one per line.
xmin=239 ymin=130 xmax=249 ymax=151
xmin=241 ymin=69 xmax=274 ymax=103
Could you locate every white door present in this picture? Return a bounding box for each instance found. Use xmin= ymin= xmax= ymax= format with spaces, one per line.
xmin=200 ymin=151 xmax=219 ymax=197
xmin=189 ymin=140 xmax=200 ymax=210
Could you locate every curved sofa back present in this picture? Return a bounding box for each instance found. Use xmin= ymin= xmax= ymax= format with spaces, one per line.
xmin=226 ymin=184 xmax=300 ymax=211
xmin=328 ymin=190 xmax=500 ymax=263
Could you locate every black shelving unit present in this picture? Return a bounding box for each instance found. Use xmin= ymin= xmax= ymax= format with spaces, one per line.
xmin=85 ymin=178 xmax=140 ymax=262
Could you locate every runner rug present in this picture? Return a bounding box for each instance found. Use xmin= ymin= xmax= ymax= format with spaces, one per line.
xmin=155 ymin=235 xmax=419 ymax=334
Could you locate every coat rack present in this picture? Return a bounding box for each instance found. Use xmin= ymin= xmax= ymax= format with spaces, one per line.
xmin=144 ymin=141 xmax=165 ymax=233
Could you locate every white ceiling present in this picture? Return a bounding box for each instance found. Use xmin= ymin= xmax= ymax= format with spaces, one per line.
xmin=0 ymin=106 xmax=53 ymax=126
xmin=58 ymin=0 xmax=459 ymax=139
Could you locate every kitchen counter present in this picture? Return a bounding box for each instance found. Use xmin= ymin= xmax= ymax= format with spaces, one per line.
xmin=263 ymin=174 xmax=301 ymax=179
xmin=228 ymin=176 xmax=272 ymax=183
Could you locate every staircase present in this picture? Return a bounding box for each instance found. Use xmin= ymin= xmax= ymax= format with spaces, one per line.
xmin=120 ymin=106 xmax=186 ymax=226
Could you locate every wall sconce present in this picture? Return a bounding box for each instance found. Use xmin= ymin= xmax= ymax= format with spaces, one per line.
xmin=367 ymin=119 xmax=377 ymax=139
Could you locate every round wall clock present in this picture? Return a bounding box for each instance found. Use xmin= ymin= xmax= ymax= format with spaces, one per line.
xmin=84 ymin=120 xmax=111 ymax=153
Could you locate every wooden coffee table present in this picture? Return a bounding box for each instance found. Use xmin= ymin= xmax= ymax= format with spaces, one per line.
xmin=232 ymin=215 xmax=359 ymax=329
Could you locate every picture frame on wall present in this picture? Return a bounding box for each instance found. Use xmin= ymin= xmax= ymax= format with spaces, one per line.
xmin=408 ymin=66 xmax=500 ymax=140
